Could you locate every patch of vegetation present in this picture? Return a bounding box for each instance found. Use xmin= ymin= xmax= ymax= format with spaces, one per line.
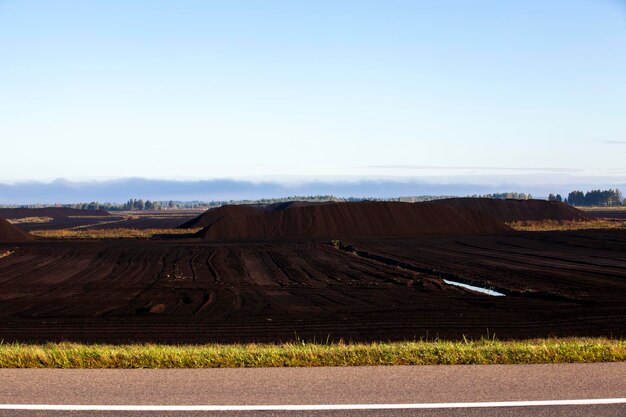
xmin=31 ymin=228 xmax=202 ymax=240
xmin=330 ymin=239 xmax=342 ymax=249
xmin=0 ymin=338 xmax=624 ymax=368
xmin=507 ymin=219 xmax=626 ymax=232
xmin=6 ymin=217 xmax=54 ymax=224
xmin=0 ymin=250 xmax=14 ymax=260
xmin=577 ymin=206 xmax=626 ymax=211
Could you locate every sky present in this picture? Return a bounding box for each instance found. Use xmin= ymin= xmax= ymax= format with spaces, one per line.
xmin=0 ymin=0 xmax=625 ymax=189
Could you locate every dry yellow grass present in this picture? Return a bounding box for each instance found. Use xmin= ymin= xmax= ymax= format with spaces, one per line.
xmin=6 ymin=217 xmax=53 ymax=224
xmin=508 ymin=219 xmax=626 ymax=232
xmin=0 ymin=250 xmax=15 ymax=260
xmin=1 ymin=338 xmax=624 ymax=368
xmin=577 ymin=206 xmax=626 ymax=212
xmin=66 ymin=215 xmax=122 ymax=219
xmin=31 ymin=228 xmax=202 ymax=239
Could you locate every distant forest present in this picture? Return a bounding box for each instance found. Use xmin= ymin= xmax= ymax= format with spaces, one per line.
xmin=0 ymin=192 xmax=535 ymax=211
xmin=563 ymin=189 xmax=624 ymax=206
xmin=4 ymin=190 xmax=624 ymax=210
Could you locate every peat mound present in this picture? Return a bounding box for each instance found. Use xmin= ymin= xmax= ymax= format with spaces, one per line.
xmin=0 ymin=207 xmax=110 ymax=219
xmin=188 ymin=201 xmax=511 ymax=241
xmin=0 ymin=218 xmax=34 ymax=242
xmin=435 ymin=198 xmax=592 ymax=222
xmin=178 ymin=204 xmax=265 ymax=229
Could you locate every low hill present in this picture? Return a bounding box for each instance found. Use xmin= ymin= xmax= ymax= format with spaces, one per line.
xmin=0 ymin=218 xmax=34 ymax=242
xmin=187 ymin=201 xmax=511 ymax=241
xmin=434 ymin=198 xmax=592 ymax=223
xmin=0 ymin=207 xmax=110 ymax=219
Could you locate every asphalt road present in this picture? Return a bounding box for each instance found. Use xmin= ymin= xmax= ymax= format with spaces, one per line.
xmin=1 ymin=363 xmax=625 ymax=417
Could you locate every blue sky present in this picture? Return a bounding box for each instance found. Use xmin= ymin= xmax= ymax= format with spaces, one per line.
xmin=0 ymin=0 xmax=625 ymax=185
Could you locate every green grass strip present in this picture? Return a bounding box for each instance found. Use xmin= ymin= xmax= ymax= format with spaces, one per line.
xmin=0 ymin=338 xmax=624 ymax=368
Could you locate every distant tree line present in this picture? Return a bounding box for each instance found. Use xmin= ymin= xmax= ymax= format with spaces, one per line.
xmin=469 ymin=192 xmax=532 ymax=200
xmin=0 ymin=192 xmax=542 ymax=210
xmin=123 ymin=199 xmax=160 ymax=211
xmin=77 ymin=200 xmax=191 ymax=211
xmin=565 ymin=189 xmax=624 ymax=206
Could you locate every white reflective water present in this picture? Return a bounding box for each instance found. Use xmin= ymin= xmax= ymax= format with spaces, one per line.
xmin=443 ymin=279 xmax=505 ymax=297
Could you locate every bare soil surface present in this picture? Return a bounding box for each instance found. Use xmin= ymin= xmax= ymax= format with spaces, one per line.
xmin=86 ymin=214 xmax=199 ymax=230
xmin=435 ymin=198 xmax=592 ymax=222
xmin=183 ymin=201 xmax=511 ymax=241
xmin=0 ymin=207 xmax=110 ymax=218
xmin=584 ymin=208 xmax=626 ymax=219
xmin=0 ymin=218 xmax=34 ymax=242
xmin=0 ymin=229 xmax=624 ymax=343
xmin=15 ymin=214 xmax=199 ymax=232
xmin=15 ymin=216 xmax=125 ymax=231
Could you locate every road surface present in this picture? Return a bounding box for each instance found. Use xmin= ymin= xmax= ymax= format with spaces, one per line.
xmin=1 ymin=363 xmax=625 ymax=416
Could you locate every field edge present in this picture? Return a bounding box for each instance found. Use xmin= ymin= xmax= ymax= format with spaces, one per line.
xmin=1 ymin=337 xmax=624 ymax=368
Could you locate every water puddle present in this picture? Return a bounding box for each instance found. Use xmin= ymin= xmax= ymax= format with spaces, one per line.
xmin=443 ymin=279 xmax=505 ymax=297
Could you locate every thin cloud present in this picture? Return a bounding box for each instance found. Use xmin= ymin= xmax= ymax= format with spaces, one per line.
xmin=367 ymin=165 xmax=583 ymax=173
xmin=604 ymin=140 xmax=626 ymax=145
